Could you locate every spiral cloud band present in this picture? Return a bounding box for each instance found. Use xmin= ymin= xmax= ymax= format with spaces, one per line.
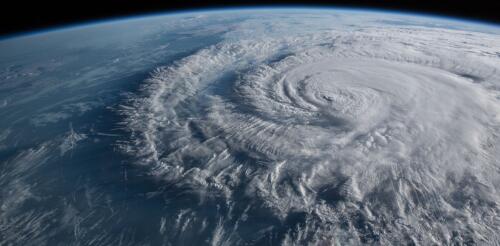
xmin=120 ymin=17 xmax=500 ymax=244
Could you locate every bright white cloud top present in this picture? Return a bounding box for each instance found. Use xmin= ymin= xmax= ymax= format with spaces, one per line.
xmin=120 ymin=12 xmax=500 ymax=244
xmin=1 ymin=9 xmax=500 ymax=245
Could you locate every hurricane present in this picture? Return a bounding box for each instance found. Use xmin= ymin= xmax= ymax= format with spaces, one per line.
xmin=120 ymin=24 xmax=500 ymax=244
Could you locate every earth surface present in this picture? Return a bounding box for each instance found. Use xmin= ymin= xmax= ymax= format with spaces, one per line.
xmin=1 ymin=8 xmax=500 ymax=245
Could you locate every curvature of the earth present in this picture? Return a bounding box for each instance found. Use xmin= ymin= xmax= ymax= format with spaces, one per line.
xmin=1 ymin=8 xmax=500 ymax=245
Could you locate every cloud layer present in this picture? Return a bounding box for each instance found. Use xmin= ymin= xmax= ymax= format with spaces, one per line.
xmin=120 ymin=22 xmax=500 ymax=244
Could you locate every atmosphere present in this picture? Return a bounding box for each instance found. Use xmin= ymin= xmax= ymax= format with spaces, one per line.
xmin=1 ymin=0 xmax=500 ymax=36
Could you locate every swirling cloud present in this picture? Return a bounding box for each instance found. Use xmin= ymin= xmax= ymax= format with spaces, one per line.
xmin=120 ymin=24 xmax=500 ymax=244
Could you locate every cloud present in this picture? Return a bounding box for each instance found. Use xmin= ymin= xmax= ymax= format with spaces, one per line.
xmin=119 ymin=22 xmax=500 ymax=244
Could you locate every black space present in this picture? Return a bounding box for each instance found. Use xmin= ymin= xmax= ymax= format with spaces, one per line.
xmin=1 ymin=0 xmax=499 ymax=37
